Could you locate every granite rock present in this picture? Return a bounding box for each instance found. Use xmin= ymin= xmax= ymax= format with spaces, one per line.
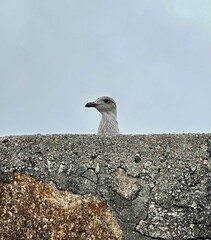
xmin=0 ymin=134 xmax=211 ymax=239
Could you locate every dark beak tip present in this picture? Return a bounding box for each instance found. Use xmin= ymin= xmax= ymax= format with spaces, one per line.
xmin=85 ymin=102 xmax=96 ymax=108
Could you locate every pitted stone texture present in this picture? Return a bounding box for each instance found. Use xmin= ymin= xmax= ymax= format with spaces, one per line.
xmin=0 ymin=133 xmax=211 ymax=240
xmin=0 ymin=173 xmax=123 ymax=240
xmin=111 ymin=168 xmax=140 ymax=199
xmin=136 ymin=135 xmax=211 ymax=239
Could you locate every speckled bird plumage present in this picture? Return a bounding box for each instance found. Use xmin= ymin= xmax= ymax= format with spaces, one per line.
xmin=85 ymin=96 xmax=120 ymax=136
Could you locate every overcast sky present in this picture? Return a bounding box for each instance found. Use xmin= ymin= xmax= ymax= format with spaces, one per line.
xmin=0 ymin=0 xmax=210 ymax=136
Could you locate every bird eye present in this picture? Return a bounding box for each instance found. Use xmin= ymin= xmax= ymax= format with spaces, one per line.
xmin=104 ymin=98 xmax=109 ymax=103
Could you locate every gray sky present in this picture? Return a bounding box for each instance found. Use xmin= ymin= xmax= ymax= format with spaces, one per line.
xmin=0 ymin=0 xmax=210 ymax=136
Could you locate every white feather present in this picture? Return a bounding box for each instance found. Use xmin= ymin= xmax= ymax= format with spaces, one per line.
xmin=86 ymin=96 xmax=120 ymax=136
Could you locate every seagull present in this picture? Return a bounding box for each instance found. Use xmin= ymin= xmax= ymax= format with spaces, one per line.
xmin=85 ymin=96 xmax=120 ymax=135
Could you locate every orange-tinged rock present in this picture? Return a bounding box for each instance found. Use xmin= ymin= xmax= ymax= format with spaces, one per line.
xmin=0 ymin=173 xmax=124 ymax=240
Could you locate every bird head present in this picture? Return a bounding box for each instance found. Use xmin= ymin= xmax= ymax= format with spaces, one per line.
xmin=85 ymin=96 xmax=117 ymax=115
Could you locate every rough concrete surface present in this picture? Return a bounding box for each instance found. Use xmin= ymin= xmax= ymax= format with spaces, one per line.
xmin=0 ymin=134 xmax=211 ymax=240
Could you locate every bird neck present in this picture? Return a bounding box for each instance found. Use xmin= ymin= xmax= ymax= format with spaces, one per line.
xmin=101 ymin=111 xmax=117 ymax=120
xmin=98 ymin=110 xmax=119 ymax=135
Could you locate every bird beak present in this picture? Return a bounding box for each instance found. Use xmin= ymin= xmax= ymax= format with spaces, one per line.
xmin=85 ymin=102 xmax=98 ymax=108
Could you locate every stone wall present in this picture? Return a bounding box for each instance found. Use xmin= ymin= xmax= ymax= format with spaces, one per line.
xmin=0 ymin=134 xmax=210 ymax=240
